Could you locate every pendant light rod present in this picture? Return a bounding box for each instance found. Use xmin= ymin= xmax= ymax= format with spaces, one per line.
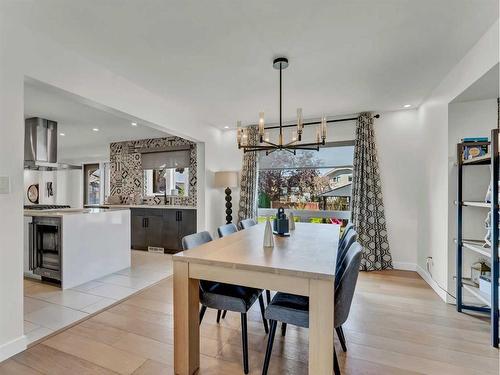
xmin=279 ymin=62 xmax=283 ymax=145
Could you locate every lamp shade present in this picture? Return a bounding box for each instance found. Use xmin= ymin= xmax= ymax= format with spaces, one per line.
xmin=214 ymin=171 xmax=238 ymax=188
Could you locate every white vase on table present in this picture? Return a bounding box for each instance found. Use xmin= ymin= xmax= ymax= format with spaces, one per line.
xmin=263 ymin=217 xmax=274 ymax=248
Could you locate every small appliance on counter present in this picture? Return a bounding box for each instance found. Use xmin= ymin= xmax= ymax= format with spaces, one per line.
xmin=273 ymin=207 xmax=290 ymax=236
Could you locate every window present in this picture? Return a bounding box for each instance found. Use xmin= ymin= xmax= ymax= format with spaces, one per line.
xmin=257 ymin=142 xmax=354 ymax=223
xmin=83 ymin=163 xmax=101 ymax=205
xmin=83 ymin=162 xmax=110 ymax=205
xmin=143 ymin=167 xmax=189 ymax=197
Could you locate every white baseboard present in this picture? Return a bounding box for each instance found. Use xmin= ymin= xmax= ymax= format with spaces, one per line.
xmin=392 ymin=262 xmax=417 ymax=271
xmin=0 ymin=335 xmax=26 ymax=362
xmin=416 ymin=265 xmax=447 ymax=302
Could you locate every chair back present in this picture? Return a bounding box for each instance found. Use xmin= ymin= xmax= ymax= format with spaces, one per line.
xmin=238 ymin=218 xmax=257 ymax=230
xmin=217 ymin=223 xmax=238 ymax=238
xmin=334 ymin=241 xmax=362 ymax=327
xmin=182 ymin=231 xmax=213 ymax=250
xmin=336 ymin=229 xmax=357 ymax=275
xmin=181 ymin=231 xmax=215 ymax=293
xmin=338 ymin=223 xmax=354 ymax=249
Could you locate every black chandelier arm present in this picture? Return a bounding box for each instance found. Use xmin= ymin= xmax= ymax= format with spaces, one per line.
xmin=286 ymin=146 xmax=320 ymax=151
xmin=282 ymin=139 xmax=299 ymax=147
xmin=259 ymin=139 xmax=281 ymax=148
xmin=287 ymin=140 xmax=325 ymax=149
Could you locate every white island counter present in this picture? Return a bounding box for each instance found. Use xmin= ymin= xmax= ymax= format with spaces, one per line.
xmin=24 ymin=208 xmax=131 ymax=289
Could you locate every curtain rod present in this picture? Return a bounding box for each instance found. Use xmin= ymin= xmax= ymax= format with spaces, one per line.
xmin=261 ymin=114 xmax=380 ymax=130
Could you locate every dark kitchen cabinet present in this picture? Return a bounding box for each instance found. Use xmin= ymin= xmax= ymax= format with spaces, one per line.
xmin=130 ymin=208 xmax=197 ymax=253
xmin=131 ymin=211 xmax=147 ymax=250
xmin=162 ymin=209 xmax=179 ymax=251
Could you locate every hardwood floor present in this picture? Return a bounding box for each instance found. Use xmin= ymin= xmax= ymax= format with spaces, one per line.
xmin=2 ymin=270 xmax=498 ymax=374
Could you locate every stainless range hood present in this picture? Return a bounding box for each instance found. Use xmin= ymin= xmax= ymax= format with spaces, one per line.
xmin=24 ymin=117 xmax=81 ymax=170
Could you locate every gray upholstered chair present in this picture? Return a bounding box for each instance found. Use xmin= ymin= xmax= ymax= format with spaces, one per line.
xmin=217 ymin=223 xmax=238 ymax=238
xmin=261 ymin=241 xmax=363 ymax=375
xmin=338 ymin=223 xmax=354 ymax=250
xmin=181 ymin=231 xmax=268 ymax=374
xmin=336 ymin=229 xmax=357 ymax=278
xmin=238 ymin=218 xmax=257 ymax=230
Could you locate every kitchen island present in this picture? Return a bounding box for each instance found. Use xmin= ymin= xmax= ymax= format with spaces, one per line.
xmin=24 ymin=208 xmax=130 ymax=289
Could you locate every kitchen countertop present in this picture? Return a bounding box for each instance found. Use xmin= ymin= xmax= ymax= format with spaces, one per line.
xmin=99 ymin=204 xmax=197 ymax=210
xmin=24 ymin=208 xmax=128 ymax=217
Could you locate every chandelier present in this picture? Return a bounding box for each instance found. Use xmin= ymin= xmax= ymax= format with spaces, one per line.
xmin=237 ymin=57 xmax=327 ymax=155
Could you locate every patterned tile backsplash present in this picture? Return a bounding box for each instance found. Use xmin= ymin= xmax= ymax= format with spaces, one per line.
xmin=109 ymin=137 xmax=197 ymax=207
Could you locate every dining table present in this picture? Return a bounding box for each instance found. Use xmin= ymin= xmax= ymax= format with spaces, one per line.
xmin=172 ymin=222 xmax=339 ymax=374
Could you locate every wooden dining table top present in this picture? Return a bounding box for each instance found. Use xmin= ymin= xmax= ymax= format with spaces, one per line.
xmin=173 ymin=222 xmax=340 ymax=281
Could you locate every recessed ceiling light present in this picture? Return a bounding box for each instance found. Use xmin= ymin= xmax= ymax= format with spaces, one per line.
xmin=59 ymin=133 xmax=65 ymax=136
xmin=403 ymin=104 xmax=412 ymax=108
xmin=224 ymin=126 xmax=229 ymax=129
xmin=131 ymin=122 xmax=137 ymax=126
xmin=92 ymin=128 xmax=99 ymax=132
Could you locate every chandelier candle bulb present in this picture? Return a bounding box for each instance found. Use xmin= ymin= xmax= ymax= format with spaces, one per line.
xmin=258 ymin=112 xmax=265 ymax=138
xmin=297 ymin=108 xmax=303 ymax=137
xmin=321 ymin=116 xmax=327 ymax=140
xmin=236 ymin=121 xmax=243 ymax=147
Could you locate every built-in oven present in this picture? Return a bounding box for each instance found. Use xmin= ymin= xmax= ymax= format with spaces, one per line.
xmin=29 ymin=217 xmax=62 ymax=282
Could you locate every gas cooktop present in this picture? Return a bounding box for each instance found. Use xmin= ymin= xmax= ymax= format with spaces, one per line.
xmin=24 ymin=205 xmax=71 ymax=210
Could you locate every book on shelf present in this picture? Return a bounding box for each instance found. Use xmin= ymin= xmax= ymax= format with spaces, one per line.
xmin=462 ymin=137 xmax=489 ymax=143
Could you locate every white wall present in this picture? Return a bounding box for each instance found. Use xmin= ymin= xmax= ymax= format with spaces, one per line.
xmin=23 ymin=169 xmax=83 ymax=207
xmin=447 ymin=99 xmax=498 ymax=300
xmin=0 ymin=15 xmax=227 ymax=360
xmin=416 ymin=21 xmax=499 ymax=301
xmin=375 ymin=110 xmax=420 ymax=270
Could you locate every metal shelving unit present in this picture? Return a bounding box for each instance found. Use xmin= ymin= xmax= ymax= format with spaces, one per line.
xmin=456 ymin=129 xmax=499 ymax=348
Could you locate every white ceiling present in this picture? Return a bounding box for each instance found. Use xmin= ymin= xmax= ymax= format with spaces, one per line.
xmin=452 ymin=63 xmax=499 ymax=103
xmin=8 ymin=1 xmax=499 ymax=129
xmin=24 ymin=80 xmax=169 ymax=162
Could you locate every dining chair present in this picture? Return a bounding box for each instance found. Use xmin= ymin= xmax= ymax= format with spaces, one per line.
xmin=238 ymin=218 xmax=257 ymax=230
xmin=336 ymin=229 xmax=357 ymax=277
xmin=182 ymin=231 xmax=269 ymax=374
xmin=217 ymin=223 xmax=238 ymax=238
xmin=261 ymin=241 xmax=363 ymax=375
xmin=281 ymin=228 xmax=357 ymax=347
xmin=338 ymin=222 xmax=354 ymax=249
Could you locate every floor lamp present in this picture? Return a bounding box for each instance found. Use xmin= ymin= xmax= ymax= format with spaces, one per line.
xmin=214 ymin=171 xmax=239 ymax=224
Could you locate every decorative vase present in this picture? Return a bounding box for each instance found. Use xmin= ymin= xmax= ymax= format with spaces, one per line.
xmin=289 ymin=212 xmax=296 ymax=231
xmin=263 ymin=217 xmax=274 ymax=248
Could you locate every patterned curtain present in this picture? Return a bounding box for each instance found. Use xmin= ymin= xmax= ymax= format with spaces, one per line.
xmin=351 ymin=113 xmax=393 ymax=271
xmin=238 ymin=126 xmax=259 ymax=221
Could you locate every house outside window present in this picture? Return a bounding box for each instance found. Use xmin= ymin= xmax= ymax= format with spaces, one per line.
xmin=257 ymin=141 xmax=354 ymax=224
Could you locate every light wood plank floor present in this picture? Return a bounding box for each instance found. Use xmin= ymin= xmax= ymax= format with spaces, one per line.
xmin=2 ymin=270 xmax=498 ymax=374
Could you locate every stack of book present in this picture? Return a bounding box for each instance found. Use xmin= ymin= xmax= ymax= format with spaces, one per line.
xmin=462 ymin=137 xmax=489 ymax=161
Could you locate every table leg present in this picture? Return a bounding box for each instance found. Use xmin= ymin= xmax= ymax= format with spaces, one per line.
xmin=309 ymin=278 xmax=334 ymax=375
xmin=174 ymin=261 xmax=200 ymax=375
